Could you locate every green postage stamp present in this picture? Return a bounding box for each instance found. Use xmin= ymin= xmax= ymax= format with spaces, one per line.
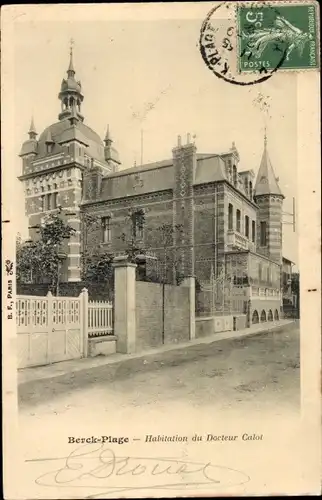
xmin=238 ymin=2 xmax=319 ymax=72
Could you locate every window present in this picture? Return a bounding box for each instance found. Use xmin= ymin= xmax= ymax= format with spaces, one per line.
xmin=260 ymin=221 xmax=267 ymax=246
xmin=267 ymin=267 xmax=271 ymax=284
xmin=259 ymin=263 xmax=262 ymax=281
xmin=244 ymin=178 xmax=248 ymax=195
xmin=134 ymin=218 xmax=144 ymax=240
xmin=41 ymin=195 xmax=45 ymax=212
xmin=236 ymin=209 xmax=241 ymax=232
xmin=102 ymin=217 xmax=111 ymax=243
xmin=52 ymin=193 xmax=58 ymax=210
xmin=47 ymin=193 xmax=52 ymax=211
xmin=249 ymin=181 xmax=253 ymax=199
xmin=245 ymin=215 xmax=249 ymax=238
xmin=252 ymin=220 xmax=256 ymax=242
xmin=228 ymin=203 xmax=233 ymax=230
xmin=132 ymin=209 xmax=145 ymax=240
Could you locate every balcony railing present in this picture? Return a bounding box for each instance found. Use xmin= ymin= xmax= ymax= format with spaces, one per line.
xmin=227 ymin=230 xmax=250 ymax=250
xmin=251 ymin=286 xmax=280 ymax=299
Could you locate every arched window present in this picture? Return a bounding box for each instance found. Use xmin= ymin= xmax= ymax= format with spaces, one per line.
xmin=228 ymin=203 xmax=233 ymax=230
xmin=236 ymin=209 xmax=241 ymax=232
xmin=245 ymin=215 xmax=249 ymax=238
xmin=260 ymin=310 xmax=267 ymax=322
xmin=70 ymin=96 xmax=74 ymax=108
xmin=252 ymin=310 xmax=259 ymax=324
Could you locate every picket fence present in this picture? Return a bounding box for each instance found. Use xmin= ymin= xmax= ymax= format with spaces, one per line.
xmin=16 ymin=289 xmax=114 ymax=368
xmin=88 ymin=300 xmax=113 ymax=337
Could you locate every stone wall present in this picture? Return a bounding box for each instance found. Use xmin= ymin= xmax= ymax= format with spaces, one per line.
xmin=164 ymin=284 xmax=190 ymax=344
xmin=135 ymin=281 xmax=190 ymax=351
xmin=135 ymin=281 xmax=163 ymax=351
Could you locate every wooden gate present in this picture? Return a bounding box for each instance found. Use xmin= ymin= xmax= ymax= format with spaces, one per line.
xmin=16 ymin=291 xmax=86 ymax=368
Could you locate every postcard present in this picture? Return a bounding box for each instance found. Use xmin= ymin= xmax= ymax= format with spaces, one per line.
xmin=2 ymin=1 xmax=321 ymax=498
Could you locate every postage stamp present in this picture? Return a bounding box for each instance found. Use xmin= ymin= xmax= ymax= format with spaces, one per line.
xmin=199 ymin=1 xmax=319 ymax=86
xmin=238 ymin=2 xmax=319 ymax=72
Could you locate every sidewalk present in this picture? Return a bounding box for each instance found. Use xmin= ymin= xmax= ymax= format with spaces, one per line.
xmin=18 ymin=319 xmax=295 ymax=386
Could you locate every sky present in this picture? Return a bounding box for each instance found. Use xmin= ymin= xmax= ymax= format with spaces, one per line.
xmin=12 ymin=4 xmax=298 ymax=264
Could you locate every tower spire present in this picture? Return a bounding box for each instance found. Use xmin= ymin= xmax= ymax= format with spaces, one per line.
xmin=58 ymin=39 xmax=84 ymax=122
xmin=254 ymin=130 xmax=283 ymax=197
xmin=104 ymin=124 xmax=112 ymax=145
xmin=67 ymin=38 xmax=75 ymax=77
xmin=28 ymin=116 xmax=37 ymax=139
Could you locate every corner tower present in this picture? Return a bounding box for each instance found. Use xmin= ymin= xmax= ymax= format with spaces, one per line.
xmin=254 ymin=134 xmax=284 ymax=264
xmin=19 ymin=43 xmax=119 ymax=285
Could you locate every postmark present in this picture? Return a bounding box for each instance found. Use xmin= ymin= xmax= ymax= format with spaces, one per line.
xmin=238 ymin=2 xmax=319 ymax=72
xmin=199 ymin=1 xmax=319 ymax=86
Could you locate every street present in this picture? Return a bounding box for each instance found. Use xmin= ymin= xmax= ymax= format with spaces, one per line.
xmin=19 ymin=322 xmax=300 ymax=420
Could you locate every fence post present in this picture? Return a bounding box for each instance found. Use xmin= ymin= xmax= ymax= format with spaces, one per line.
xmin=81 ymin=288 xmax=89 ymax=358
xmin=182 ymin=276 xmax=195 ymax=340
xmin=46 ymin=291 xmax=53 ymax=364
xmin=112 ymin=256 xmax=137 ymax=354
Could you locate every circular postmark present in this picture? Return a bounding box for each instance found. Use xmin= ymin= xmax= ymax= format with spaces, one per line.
xmin=199 ymin=2 xmax=287 ymax=86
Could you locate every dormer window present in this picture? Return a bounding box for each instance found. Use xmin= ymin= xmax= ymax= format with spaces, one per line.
xmin=249 ymin=181 xmax=253 ymax=200
xmin=244 ymin=178 xmax=248 ymax=195
xmin=233 ymin=165 xmax=237 ymax=187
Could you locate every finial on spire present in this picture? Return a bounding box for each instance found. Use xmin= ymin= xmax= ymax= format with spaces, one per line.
xmin=264 ymin=125 xmax=267 ymax=148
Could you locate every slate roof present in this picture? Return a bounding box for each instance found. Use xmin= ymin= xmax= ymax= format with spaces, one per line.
xmin=36 ymin=118 xmax=105 ymax=160
xmin=254 ymin=144 xmax=283 ymax=197
xmin=99 ymin=154 xmax=227 ymax=201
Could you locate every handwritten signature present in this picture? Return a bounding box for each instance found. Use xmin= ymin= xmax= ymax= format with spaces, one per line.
xmin=28 ymin=443 xmax=250 ymax=498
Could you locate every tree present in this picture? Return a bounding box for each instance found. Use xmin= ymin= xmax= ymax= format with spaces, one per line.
xmin=156 ymin=223 xmax=185 ymax=285
xmin=16 ymin=212 xmax=75 ymax=293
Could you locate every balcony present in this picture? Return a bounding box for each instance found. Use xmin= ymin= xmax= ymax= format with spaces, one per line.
xmin=227 ymin=230 xmax=250 ymax=251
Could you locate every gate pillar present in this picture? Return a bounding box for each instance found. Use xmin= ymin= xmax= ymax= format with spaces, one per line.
xmin=182 ymin=276 xmax=196 ymax=340
xmin=113 ymin=256 xmax=137 ymax=354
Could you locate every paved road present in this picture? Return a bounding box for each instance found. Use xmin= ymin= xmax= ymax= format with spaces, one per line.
xmin=19 ymin=322 xmax=299 ymax=419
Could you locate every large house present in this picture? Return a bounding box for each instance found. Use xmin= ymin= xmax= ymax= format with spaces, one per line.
xmin=19 ymin=49 xmax=286 ymax=322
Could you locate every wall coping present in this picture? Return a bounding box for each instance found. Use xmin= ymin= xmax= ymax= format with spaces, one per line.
xmin=88 ymin=336 xmax=117 ymax=344
xmin=112 ymin=255 xmax=137 ymax=269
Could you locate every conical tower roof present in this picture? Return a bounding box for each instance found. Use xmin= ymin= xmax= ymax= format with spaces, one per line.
xmin=28 ymin=116 xmax=37 ymax=136
xmin=68 ymin=46 xmax=75 ymax=75
xmin=254 ymin=134 xmax=283 ymax=197
xmin=104 ymin=124 xmax=112 ymax=144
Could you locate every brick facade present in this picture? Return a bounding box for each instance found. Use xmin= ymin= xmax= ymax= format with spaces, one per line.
xmin=19 ymin=51 xmax=286 ymax=304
